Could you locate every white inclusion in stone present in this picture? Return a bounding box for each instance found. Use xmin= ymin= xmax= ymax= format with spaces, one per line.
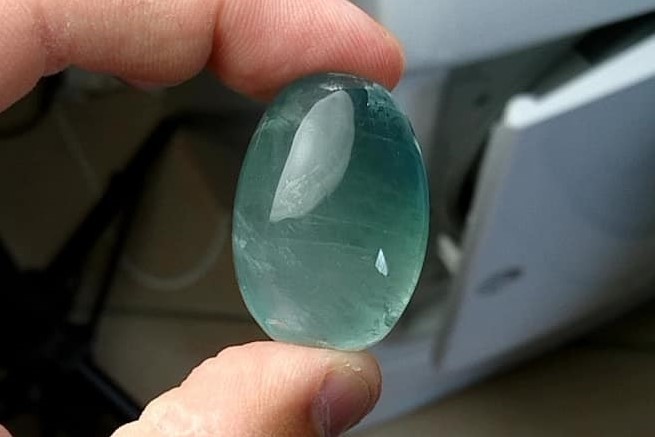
xmin=269 ymin=90 xmax=355 ymax=222
xmin=375 ymin=248 xmax=389 ymax=277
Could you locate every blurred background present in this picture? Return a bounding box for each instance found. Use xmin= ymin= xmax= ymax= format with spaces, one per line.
xmin=2 ymin=1 xmax=655 ymax=436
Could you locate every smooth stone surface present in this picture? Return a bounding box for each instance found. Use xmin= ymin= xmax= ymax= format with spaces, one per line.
xmin=232 ymin=73 xmax=429 ymax=351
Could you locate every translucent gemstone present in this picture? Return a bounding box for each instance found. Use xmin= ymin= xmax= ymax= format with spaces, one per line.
xmin=232 ymin=73 xmax=429 ymax=351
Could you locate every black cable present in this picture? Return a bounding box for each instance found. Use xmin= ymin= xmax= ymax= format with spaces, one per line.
xmin=0 ymin=74 xmax=63 ymax=138
xmin=45 ymin=110 xmax=251 ymax=279
xmin=84 ymin=182 xmax=143 ymax=341
xmin=0 ymin=108 xmax=261 ymax=434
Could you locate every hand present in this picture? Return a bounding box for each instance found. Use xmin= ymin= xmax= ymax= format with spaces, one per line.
xmin=1 ymin=0 xmax=404 ymax=435
xmin=1 ymin=0 xmax=403 ymax=109
xmin=2 ymin=342 xmax=383 ymax=436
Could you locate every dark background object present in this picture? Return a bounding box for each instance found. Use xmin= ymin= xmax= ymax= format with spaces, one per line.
xmin=0 ymin=75 xmax=63 ymax=139
xmin=0 ymin=108 xmax=240 ymax=437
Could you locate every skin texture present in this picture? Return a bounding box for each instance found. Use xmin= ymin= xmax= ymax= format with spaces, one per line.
xmin=0 ymin=0 xmax=404 ymax=109
xmin=0 ymin=0 xmax=404 ymax=435
xmin=112 ymin=342 xmax=381 ymax=436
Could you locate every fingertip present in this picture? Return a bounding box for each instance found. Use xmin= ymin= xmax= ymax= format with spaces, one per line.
xmin=381 ymin=30 xmax=407 ymax=89
xmin=120 ymin=79 xmax=170 ymax=92
xmin=208 ymin=0 xmax=405 ymax=100
xmin=313 ymin=351 xmax=382 ymax=436
xmin=324 ymin=348 xmax=382 ymax=406
xmin=111 ymin=420 xmax=160 ymax=437
xmin=133 ymin=341 xmax=382 ymax=437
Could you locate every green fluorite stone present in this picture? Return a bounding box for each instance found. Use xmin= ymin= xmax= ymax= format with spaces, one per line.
xmin=232 ymin=73 xmax=429 ymax=351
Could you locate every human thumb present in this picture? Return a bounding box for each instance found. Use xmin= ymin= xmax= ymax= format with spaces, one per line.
xmin=111 ymin=341 xmax=381 ymax=436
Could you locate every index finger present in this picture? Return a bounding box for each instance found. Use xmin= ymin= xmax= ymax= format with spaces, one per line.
xmin=0 ymin=0 xmax=404 ymax=110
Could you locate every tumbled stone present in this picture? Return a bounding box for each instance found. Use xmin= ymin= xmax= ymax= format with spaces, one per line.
xmin=232 ymin=73 xmax=429 ymax=351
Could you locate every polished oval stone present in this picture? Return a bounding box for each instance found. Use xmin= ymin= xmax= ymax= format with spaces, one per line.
xmin=232 ymin=73 xmax=429 ymax=351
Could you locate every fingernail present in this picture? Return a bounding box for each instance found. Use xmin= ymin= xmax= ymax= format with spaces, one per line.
xmin=313 ymin=368 xmax=374 ymax=437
